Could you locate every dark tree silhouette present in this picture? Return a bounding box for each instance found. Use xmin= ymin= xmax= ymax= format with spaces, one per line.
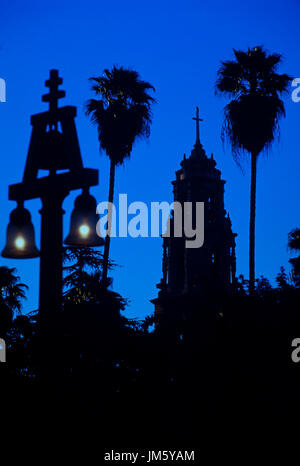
xmin=86 ymin=66 xmax=155 ymax=285
xmin=288 ymin=228 xmax=300 ymax=286
xmin=63 ymin=246 xmax=104 ymax=304
xmin=0 ymin=266 xmax=28 ymax=338
xmin=63 ymin=246 xmax=127 ymax=314
xmin=215 ymin=46 xmax=292 ymax=294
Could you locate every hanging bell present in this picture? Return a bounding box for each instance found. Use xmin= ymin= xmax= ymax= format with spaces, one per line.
xmin=64 ymin=188 xmax=104 ymax=247
xmin=2 ymin=202 xmax=40 ymax=259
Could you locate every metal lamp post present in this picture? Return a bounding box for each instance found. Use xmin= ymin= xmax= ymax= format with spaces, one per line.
xmin=2 ymin=69 xmax=104 ymax=336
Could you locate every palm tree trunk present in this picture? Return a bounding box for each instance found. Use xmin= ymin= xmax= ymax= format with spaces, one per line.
xmin=102 ymin=160 xmax=116 ymax=286
xmin=249 ymin=151 xmax=257 ymax=295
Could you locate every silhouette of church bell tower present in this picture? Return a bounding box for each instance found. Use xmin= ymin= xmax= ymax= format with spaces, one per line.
xmin=152 ymin=108 xmax=237 ymax=324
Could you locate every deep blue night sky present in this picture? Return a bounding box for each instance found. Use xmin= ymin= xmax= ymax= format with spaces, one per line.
xmin=1 ymin=0 xmax=299 ymax=318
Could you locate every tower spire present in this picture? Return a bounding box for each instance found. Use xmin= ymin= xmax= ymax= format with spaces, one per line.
xmin=192 ymin=106 xmax=203 ymax=146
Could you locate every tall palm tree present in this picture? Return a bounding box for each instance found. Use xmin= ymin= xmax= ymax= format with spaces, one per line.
xmin=86 ymin=66 xmax=155 ymax=286
xmin=215 ymin=46 xmax=291 ymax=294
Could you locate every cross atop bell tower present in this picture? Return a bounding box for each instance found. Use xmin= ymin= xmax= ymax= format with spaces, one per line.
xmin=192 ymin=106 xmax=203 ymax=146
xmin=42 ymin=69 xmax=66 ymax=113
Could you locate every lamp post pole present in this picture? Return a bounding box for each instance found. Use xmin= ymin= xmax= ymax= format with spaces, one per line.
xmin=5 ymin=70 xmax=99 ymax=338
xmin=39 ymin=189 xmax=68 ymax=335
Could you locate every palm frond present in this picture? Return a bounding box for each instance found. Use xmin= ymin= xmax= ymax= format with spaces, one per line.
xmin=0 ymin=266 xmax=27 ymax=314
xmin=216 ymin=46 xmax=292 ymax=161
xmin=85 ymin=66 xmax=155 ymax=165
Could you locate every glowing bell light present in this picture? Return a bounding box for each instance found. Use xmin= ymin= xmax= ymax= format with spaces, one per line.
xmin=64 ymin=188 xmax=104 ymax=247
xmin=1 ymin=202 xmax=40 ymax=259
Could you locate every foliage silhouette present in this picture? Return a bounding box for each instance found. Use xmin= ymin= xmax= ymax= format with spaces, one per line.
xmin=64 ymin=246 xmax=105 ymax=303
xmin=62 ymin=246 xmax=128 ymax=317
xmin=2 ymin=256 xmax=300 ymax=453
xmin=0 ymin=266 xmax=28 ymax=339
xmin=288 ymin=228 xmax=300 ymax=286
